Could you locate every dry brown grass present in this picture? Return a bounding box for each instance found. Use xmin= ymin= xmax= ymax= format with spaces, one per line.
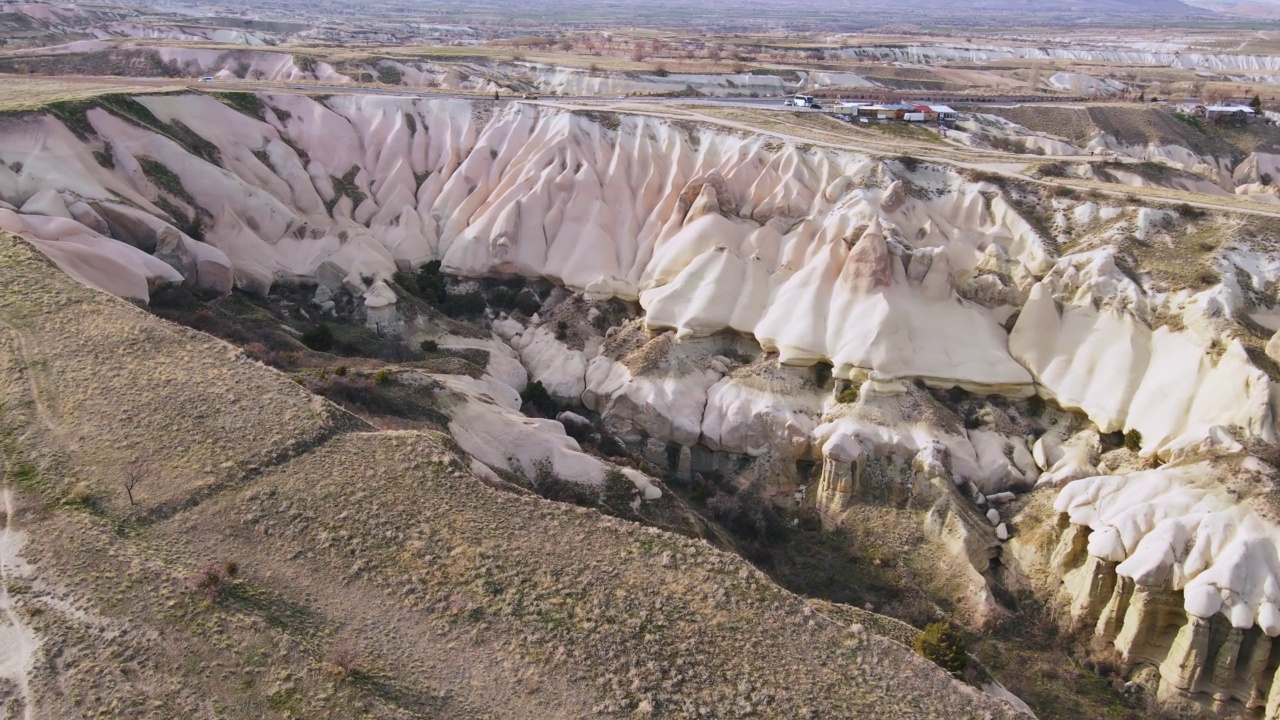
xmin=0 ymin=76 xmax=185 ymax=111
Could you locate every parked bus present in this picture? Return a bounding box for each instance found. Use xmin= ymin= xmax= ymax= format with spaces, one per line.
xmin=785 ymin=94 xmax=819 ymax=108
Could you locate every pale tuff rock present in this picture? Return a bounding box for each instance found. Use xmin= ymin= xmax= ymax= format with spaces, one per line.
xmin=1011 ymin=248 xmax=1276 ymax=458
xmin=0 ymin=92 xmax=1274 ymax=464
xmin=815 ymin=383 xmax=1038 ymax=501
xmin=18 ymin=187 xmax=71 ymax=219
xmin=0 ymin=208 xmax=181 ymax=300
xmin=1042 ymin=458 xmax=1280 ymax=714
xmin=924 ymin=480 xmax=1005 ymax=621
xmin=701 ymin=362 xmax=825 ymax=458
xmin=437 ymin=376 xmax=661 ymax=501
xmin=1054 ymin=460 xmax=1280 ymax=633
xmin=0 ymin=93 xmax=1057 ymax=395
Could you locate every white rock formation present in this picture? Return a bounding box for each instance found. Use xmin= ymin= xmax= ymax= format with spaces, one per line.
xmin=0 ymin=90 xmax=1272 ymax=489
xmin=1047 ymin=458 xmax=1280 ymax=714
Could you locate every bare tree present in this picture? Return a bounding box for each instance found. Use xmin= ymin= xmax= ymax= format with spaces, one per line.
xmin=326 ymin=639 xmax=362 ymax=678
xmin=122 ymin=461 xmax=154 ymax=506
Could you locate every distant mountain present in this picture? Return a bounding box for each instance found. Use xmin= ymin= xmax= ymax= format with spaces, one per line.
xmin=1183 ymin=0 xmax=1280 ymax=16
xmin=842 ymin=0 xmax=1212 ymax=14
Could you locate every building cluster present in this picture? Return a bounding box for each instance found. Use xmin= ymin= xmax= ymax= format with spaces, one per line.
xmin=1173 ymin=99 xmax=1259 ymax=123
xmin=810 ymin=97 xmax=958 ymax=125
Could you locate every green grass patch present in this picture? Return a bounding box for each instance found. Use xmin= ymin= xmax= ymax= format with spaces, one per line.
xmin=326 ymin=165 xmax=367 ymax=214
xmin=210 ymin=91 xmax=267 ymax=121
xmin=376 ymin=64 xmax=403 ymax=86
xmin=138 ymin=157 xmax=195 ymax=205
xmin=45 ymin=94 xmax=222 ymax=165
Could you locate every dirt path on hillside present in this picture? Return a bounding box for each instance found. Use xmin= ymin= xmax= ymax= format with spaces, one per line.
xmin=0 ymin=320 xmax=58 ymax=444
xmin=0 ymin=458 xmax=39 ymax=720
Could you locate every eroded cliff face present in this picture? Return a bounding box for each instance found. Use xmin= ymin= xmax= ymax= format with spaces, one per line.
xmin=5 ymin=91 xmax=1280 ymax=714
xmin=1003 ymin=457 xmax=1280 ymax=716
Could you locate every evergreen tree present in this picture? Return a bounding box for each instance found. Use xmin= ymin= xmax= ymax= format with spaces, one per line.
xmin=914 ymin=622 xmax=969 ymax=675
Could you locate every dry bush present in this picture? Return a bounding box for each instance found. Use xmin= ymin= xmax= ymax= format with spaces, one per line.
xmin=325 ymin=639 xmax=362 ymax=678
xmin=186 ymin=560 xmax=238 ymax=602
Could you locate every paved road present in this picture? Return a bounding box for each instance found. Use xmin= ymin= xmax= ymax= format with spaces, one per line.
xmin=196 ymin=78 xmax=1051 ymax=110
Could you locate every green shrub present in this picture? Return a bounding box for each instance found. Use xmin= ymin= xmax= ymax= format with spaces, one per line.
xmin=414 ymin=260 xmax=448 ymax=303
xmin=555 ymin=320 xmax=569 ymax=340
xmin=513 ymin=289 xmax=542 ymax=316
xmin=528 ymin=458 xmax=599 ymax=507
xmin=376 ymin=64 xmax=403 ymax=85
xmin=1038 ymin=161 xmax=1068 ymax=178
xmin=301 ymin=323 xmax=335 ymax=351
xmin=187 ymin=560 xmax=238 ymax=602
xmin=836 ymin=385 xmax=859 ymax=404
xmin=93 ymin=142 xmax=115 ymax=169
xmin=521 ymin=379 xmax=555 ymax=415
xmin=915 ymin=622 xmax=968 ymax=674
xmin=895 ymin=155 xmax=921 ymax=172
xmin=1026 ymin=394 xmax=1045 ymax=418
xmin=442 ymin=290 xmax=487 ymax=317
xmin=1174 ymin=203 xmax=1206 ymax=220
xmin=62 ymin=482 xmax=99 ymax=511
xmin=1124 ymin=429 xmax=1142 ymax=452
xmin=601 ymin=469 xmax=636 ymax=515
xmin=309 ymin=374 xmax=448 ymax=424
xmin=138 ymin=157 xmax=194 ymax=204
xmin=374 ymin=368 xmax=392 ymax=385
xmin=11 ymin=463 xmax=38 ymax=487
xmin=420 ymin=339 xmax=440 ymax=353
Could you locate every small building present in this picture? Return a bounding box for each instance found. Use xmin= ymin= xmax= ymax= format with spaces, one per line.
xmin=1205 ymin=105 xmax=1256 ymax=123
xmin=830 ymin=100 xmax=871 ymax=112
xmin=857 ymin=102 xmax=916 ymax=120
xmin=908 ymin=104 xmax=937 ymax=122
xmin=928 ymin=104 xmax=958 ymax=124
xmin=828 ymin=101 xmax=870 ymax=122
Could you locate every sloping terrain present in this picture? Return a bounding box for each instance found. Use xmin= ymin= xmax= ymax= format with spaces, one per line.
xmin=0 ymin=236 xmax=1020 ymax=719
